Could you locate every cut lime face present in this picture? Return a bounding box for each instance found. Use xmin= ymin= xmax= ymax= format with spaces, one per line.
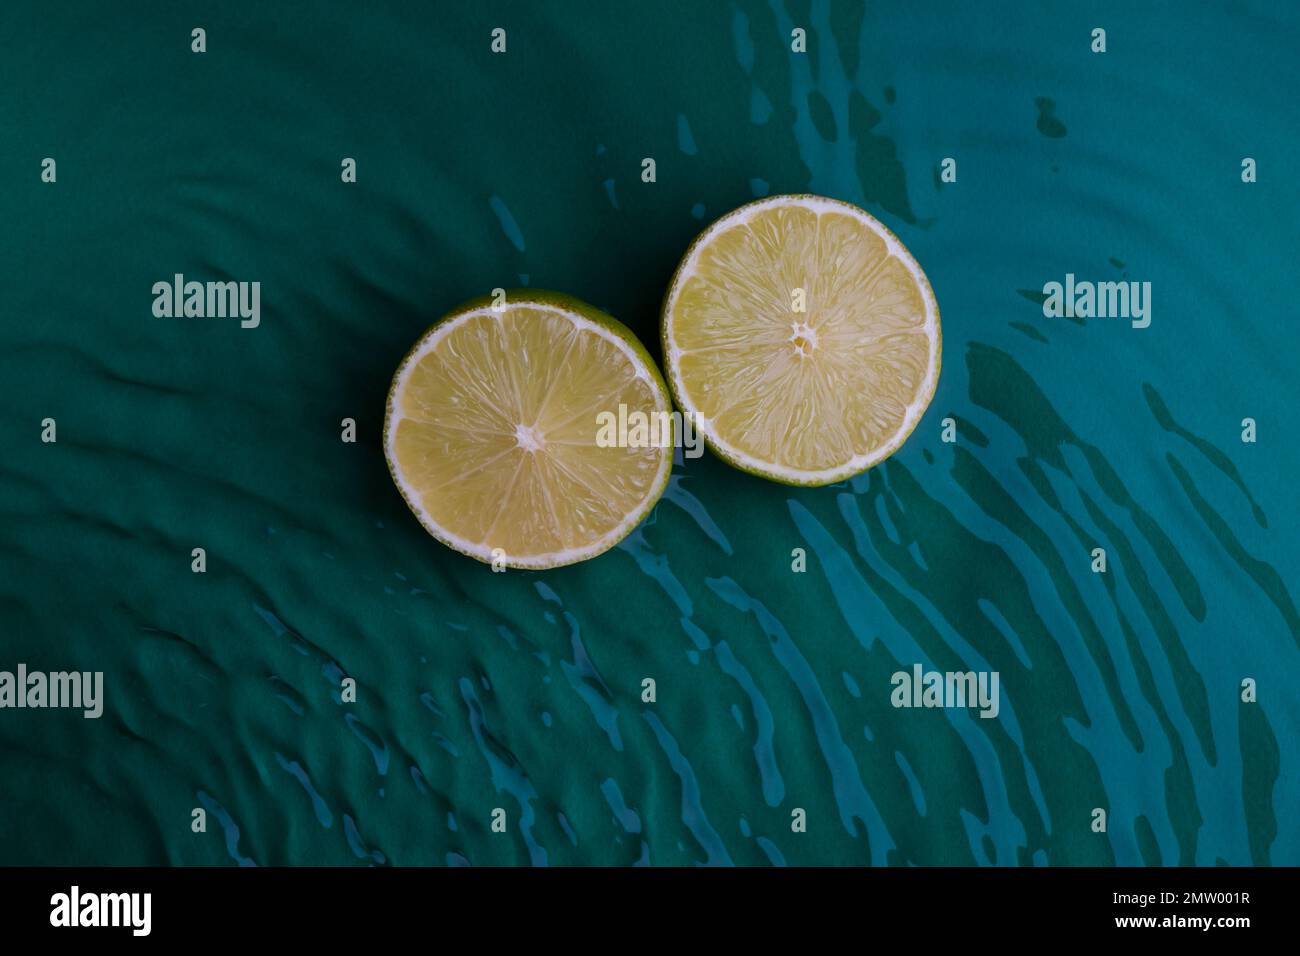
xmin=384 ymin=292 xmax=672 ymax=568
xmin=662 ymin=195 xmax=941 ymax=486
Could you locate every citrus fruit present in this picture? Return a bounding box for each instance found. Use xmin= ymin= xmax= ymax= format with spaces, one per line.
xmin=662 ymin=194 xmax=940 ymax=486
xmin=384 ymin=291 xmax=672 ymax=569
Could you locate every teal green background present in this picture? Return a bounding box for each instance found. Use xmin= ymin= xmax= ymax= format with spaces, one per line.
xmin=0 ymin=0 xmax=1296 ymax=866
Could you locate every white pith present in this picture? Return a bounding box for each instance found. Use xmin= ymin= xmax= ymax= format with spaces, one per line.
xmin=384 ymin=301 xmax=672 ymax=569
xmin=663 ymin=195 xmax=941 ymax=485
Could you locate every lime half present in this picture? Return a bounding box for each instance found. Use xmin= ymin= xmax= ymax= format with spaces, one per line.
xmin=385 ymin=291 xmax=672 ymax=568
xmin=662 ymin=194 xmax=940 ymax=486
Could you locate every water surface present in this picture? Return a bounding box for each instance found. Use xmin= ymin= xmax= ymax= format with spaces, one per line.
xmin=0 ymin=0 xmax=1295 ymax=866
